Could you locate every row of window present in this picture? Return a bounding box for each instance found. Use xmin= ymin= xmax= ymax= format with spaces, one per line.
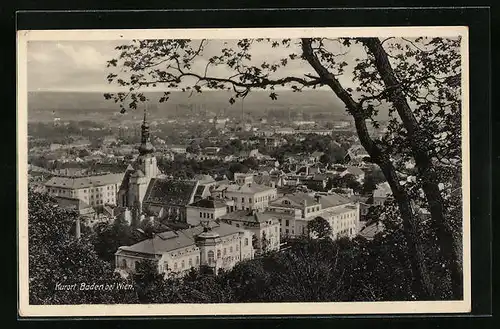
xmin=199 ymin=212 xmax=214 ymax=219
xmin=232 ymin=194 xmax=276 ymax=204
xmin=82 ymin=185 xmax=116 ymax=193
xmin=171 ymin=256 xmax=199 ymax=271
xmin=306 ymin=206 xmax=321 ymax=213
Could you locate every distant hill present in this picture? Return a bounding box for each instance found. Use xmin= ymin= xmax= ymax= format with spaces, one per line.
xmin=27 ymin=90 xmax=389 ymax=121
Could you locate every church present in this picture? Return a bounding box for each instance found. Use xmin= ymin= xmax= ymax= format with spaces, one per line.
xmin=117 ymin=108 xmax=200 ymax=225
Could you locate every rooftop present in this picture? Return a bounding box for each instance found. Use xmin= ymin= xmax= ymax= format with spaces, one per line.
xmin=45 ymin=173 xmax=124 ymax=189
xmin=188 ymin=198 xmax=227 ymax=209
xmin=143 ymin=178 xmax=197 ymax=206
xmin=318 ymin=193 xmax=352 ymax=208
xmin=220 ymin=210 xmax=278 ymax=224
xmin=220 ymin=182 xmax=275 ymax=194
xmin=117 ymin=221 xmax=243 ymax=255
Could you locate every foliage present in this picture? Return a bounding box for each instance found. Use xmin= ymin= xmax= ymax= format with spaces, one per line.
xmin=28 ymin=190 xmax=137 ymax=304
xmin=307 ymin=217 xmax=333 ymax=239
xmin=92 ymin=217 xmax=142 ymax=263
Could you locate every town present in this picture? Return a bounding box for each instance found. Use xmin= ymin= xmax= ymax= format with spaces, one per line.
xmin=28 ymin=101 xmax=423 ymax=280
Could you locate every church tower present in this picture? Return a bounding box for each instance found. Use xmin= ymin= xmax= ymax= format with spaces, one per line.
xmin=136 ymin=106 xmax=159 ymax=179
xmin=120 ymin=104 xmax=161 ymax=218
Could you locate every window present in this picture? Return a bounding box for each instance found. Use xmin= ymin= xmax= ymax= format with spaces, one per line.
xmin=189 ymin=258 xmax=193 ymax=267
xmin=134 ymin=261 xmax=138 ymax=270
xmin=286 ymin=229 xmax=289 ymax=234
xmin=223 ymin=248 xmax=227 ymax=256
xmin=236 ymin=244 xmax=239 ymax=251
xmin=210 ymin=213 xmax=214 ymax=219
xmin=285 ymin=220 xmax=289 ymax=227
xmin=245 ymin=238 xmax=249 ymax=246
xmin=196 ymin=256 xmax=199 ymax=264
xmin=241 ymin=197 xmax=244 ymax=203
xmin=208 ymin=251 xmax=215 ymax=264
xmin=174 ymin=262 xmax=177 ymax=270
xmin=249 ymin=198 xmax=252 ymax=203
xmin=217 ymin=250 xmax=221 ymax=259
xmin=181 ymin=260 xmax=185 ymax=269
xmin=275 ymin=227 xmax=278 ymax=233
xmin=230 ymin=246 xmax=233 ymax=253
xmin=236 ymin=223 xmax=240 ymax=228
xmin=121 ymin=259 xmax=127 ymax=269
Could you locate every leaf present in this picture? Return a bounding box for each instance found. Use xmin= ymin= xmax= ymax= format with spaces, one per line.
xmin=229 ymin=97 xmax=235 ymax=105
xmin=269 ymin=92 xmax=278 ymax=100
xmin=107 ymin=59 xmax=118 ymax=67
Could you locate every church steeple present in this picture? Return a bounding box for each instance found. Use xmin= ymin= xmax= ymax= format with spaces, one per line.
xmin=138 ymin=104 xmax=155 ymax=155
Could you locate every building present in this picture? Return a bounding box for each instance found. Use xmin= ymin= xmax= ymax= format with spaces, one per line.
xmin=373 ymin=182 xmax=392 ymax=206
xmin=115 ymin=220 xmax=254 ymax=278
xmin=141 ymin=178 xmax=199 ymax=223
xmin=169 ymin=145 xmax=188 ymax=154
xmin=186 ymin=197 xmax=229 ymax=226
xmin=45 ymin=172 xmax=124 ymax=208
xmin=117 ymin=108 xmax=162 ymax=219
xmin=345 ymin=145 xmax=370 ymax=163
xmin=310 ymin=151 xmax=325 ymax=163
xmin=219 ymin=209 xmax=280 ymax=255
xmin=265 ymin=192 xmax=360 ymax=240
xmin=211 ymin=173 xmax=278 ymax=211
xmin=53 ymin=195 xmax=96 ymax=218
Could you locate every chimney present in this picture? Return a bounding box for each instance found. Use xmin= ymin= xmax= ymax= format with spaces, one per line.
xmin=75 ymin=218 xmax=81 ymax=239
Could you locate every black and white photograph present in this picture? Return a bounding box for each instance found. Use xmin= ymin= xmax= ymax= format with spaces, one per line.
xmin=17 ymin=26 xmax=470 ymax=316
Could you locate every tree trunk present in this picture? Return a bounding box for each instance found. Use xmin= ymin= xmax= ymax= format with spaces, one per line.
xmin=301 ymin=38 xmax=434 ymax=299
xmin=362 ymin=38 xmax=463 ymax=299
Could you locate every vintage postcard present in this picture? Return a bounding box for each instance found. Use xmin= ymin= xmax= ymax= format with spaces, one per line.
xmin=17 ymin=26 xmax=470 ymax=317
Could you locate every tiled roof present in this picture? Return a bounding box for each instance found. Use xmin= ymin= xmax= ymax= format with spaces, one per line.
xmin=117 ymin=222 xmax=243 ymax=255
xmin=359 ymin=222 xmax=384 ymax=240
xmin=188 ymin=198 xmax=227 ymax=209
xmin=345 ymin=166 xmax=365 ymax=176
xmin=373 ymin=182 xmax=392 ymax=198
xmin=253 ymin=175 xmax=272 ymax=186
xmin=318 ymin=193 xmax=352 ymax=208
xmin=220 ymin=210 xmax=277 ymax=224
xmin=271 ymin=193 xmax=319 ymax=208
xmin=142 ymin=178 xmax=197 ymax=206
xmin=45 ymin=173 xmax=124 ymax=189
xmin=194 ymin=184 xmax=206 ymax=197
xmin=223 ymin=183 xmax=275 ymax=194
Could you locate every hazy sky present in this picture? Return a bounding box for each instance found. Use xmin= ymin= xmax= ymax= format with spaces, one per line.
xmin=27 ymin=39 xmax=366 ymax=92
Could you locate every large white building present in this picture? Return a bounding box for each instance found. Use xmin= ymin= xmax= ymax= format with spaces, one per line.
xmin=45 ymin=172 xmax=124 ymax=208
xmin=211 ymin=173 xmax=278 ymax=212
xmin=219 ymin=210 xmax=281 ymax=255
xmin=185 ymin=197 xmax=230 ymax=226
xmin=265 ymin=192 xmax=360 ymax=240
xmin=115 ymin=221 xmax=254 ymax=278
